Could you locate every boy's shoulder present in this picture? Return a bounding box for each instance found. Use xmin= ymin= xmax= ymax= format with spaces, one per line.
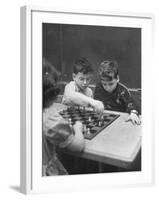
xmin=43 ymin=105 xmax=62 ymax=121
xmin=86 ymin=86 xmax=93 ymax=97
xmin=118 ymin=82 xmax=130 ymax=93
xmin=65 ymin=81 xmax=75 ymax=87
xmin=64 ymin=81 xmax=76 ymax=91
xmin=43 ymin=105 xmax=63 ymax=130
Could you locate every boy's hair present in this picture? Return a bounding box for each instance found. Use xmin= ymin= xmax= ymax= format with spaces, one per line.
xmin=43 ymin=58 xmax=61 ymax=109
xmin=73 ymin=57 xmax=93 ymax=75
xmin=99 ymin=59 xmax=119 ymax=81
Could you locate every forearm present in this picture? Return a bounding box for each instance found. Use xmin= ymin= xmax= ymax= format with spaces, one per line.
xmin=66 ymin=122 xmax=85 ymax=152
xmin=67 ymin=133 xmax=85 ymax=152
xmin=64 ymin=91 xmax=93 ymax=107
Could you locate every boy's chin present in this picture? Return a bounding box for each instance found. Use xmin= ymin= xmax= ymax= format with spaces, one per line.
xmin=80 ymin=86 xmax=87 ymax=90
xmin=105 ymin=90 xmax=113 ymax=93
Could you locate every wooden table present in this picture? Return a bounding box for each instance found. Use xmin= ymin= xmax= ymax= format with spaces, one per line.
xmin=54 ymin=103 xmax=141 ymax=169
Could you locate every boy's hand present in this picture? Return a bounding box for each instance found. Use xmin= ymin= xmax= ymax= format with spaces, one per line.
xmin=73 ymin=121 xmax=83 ymax=132
xmin=67 ymin=121 xmax=85 ymax=152
xmin=90 ymin=99 xmax=104 ymax=114
xmin=126 ymin=113 xmax=141 ymax=125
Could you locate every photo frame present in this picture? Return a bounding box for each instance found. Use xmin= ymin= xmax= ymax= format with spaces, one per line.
xmin=20 ymin=5 xmax=154 ymax=194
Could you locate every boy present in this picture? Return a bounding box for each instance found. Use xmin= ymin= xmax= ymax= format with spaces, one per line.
xmin=61 ymin=57 xmax=104 ymax=174
xmin=94 ymin=59 xmax=141 ymax=125
xmin=42 ymin=58 xmax=85 ymax=176
xmin=62 ymin=57 xmax=104 ymax=114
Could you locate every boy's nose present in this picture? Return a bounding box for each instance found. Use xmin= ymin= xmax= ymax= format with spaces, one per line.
xmin=83 ymin=79 xmax=87 ymax=84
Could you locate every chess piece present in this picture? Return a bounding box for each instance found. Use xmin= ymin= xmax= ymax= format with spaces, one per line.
xmin=98 ymin=120 xmax=102 ymax=127
xmin=99 ymin=115 xmax=104 ymax=126
xmin=68 ymin=118 xmax=74 ymax=134
xmin=68 ymin=118 xmax=72 ymax=125
xmin=87 ymin=128 xmax=91 ymax=135
xmin=83 ymin=124 xmax=87 ymax=133
xmin=88 ymin=116 xmax=91 ymax=122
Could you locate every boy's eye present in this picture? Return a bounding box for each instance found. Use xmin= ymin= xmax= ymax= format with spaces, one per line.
xmin=103 ymin=83 xmax=113 ymax=87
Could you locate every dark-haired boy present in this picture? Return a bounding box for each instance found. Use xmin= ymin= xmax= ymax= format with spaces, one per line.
xmin=61 ymin=58 xmax=104 ymax=174
xmin=62 ymin=57 xmax=104 ymax=114
xmin=94 ymin=59 xmax=141 ymax=125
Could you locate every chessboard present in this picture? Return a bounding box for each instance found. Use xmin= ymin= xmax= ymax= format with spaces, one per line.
xmin=59 ymin=106 xmax=120 ymax=140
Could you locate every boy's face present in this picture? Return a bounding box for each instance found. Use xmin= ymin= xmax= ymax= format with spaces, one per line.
xmin=101 ymin=76 xmax=119 ymax=93
xmin=73 ymin=72 xmax=92 ymax=91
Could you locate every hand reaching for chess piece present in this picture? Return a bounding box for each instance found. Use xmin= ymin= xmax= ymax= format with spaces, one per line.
xmin=89 ymin=99 xmax=104 ymax=114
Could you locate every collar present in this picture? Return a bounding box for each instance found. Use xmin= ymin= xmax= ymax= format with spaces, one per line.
xmin=100 ymin=82 xmax=119 ymax=95
xmin=74 ymin=82 xmax=86 ymax=93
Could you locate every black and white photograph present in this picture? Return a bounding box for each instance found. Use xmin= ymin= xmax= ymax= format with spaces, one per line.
xmin=20 ymin=6 xmax=154 ymax=194
xmin=42 ymin=23 xmax=142 ymax=176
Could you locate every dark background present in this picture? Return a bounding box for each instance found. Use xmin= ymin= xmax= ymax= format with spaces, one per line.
xmin=42 ymin=23 xmax=141 ymax=89
xmin=42 ymin=23 xmax=142 ymax=173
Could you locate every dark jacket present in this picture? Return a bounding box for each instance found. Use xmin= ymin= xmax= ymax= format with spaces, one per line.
xmin=94 ymin=82 xmax=138 ymax=113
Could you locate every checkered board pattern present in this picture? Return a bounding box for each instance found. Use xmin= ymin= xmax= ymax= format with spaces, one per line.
xmin=59 ymin=107 xmax=120 ymax=140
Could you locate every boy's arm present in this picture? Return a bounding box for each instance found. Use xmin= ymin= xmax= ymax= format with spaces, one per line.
xmin=45 ymin=119 xmax=85 ymax=152
xmin=66 ymin=121 xmax=85 ymax=152
xmin=63 ymin=82 xmax=93 ymax=106
xmin=119 ymin=88 xmax=141 ymax=125
xmin=63 ymin=83 xmax=104 ymax=113
xmin=119 ymin=88 xmax=139 ymax=114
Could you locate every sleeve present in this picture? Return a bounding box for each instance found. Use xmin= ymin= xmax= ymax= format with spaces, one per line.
xmin=62 ymin=82 xmax=94 ymax=107
xmin=118 ymin=87 xmax=139 ymax=114
xmin=62 ymin=82 xmax=76 ymax=105
xmin=44 ymin=118 xmax=74 ymax=147
xmin=87 ymin=87 xmax=93 ymax=98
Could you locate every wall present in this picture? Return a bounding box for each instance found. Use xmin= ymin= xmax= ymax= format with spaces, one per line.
xmin=43 ymin=23 xmax=141 ymax=88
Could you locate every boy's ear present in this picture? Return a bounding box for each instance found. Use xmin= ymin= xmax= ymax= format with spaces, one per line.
xmin=72 ymin=73 xmax=76 ymax=81
xmin=117 ymin=75 xmax=120 ymax=82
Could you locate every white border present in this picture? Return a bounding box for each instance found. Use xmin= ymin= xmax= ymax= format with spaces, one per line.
xmin=20 ymin=6 xmax=154 ymax=194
